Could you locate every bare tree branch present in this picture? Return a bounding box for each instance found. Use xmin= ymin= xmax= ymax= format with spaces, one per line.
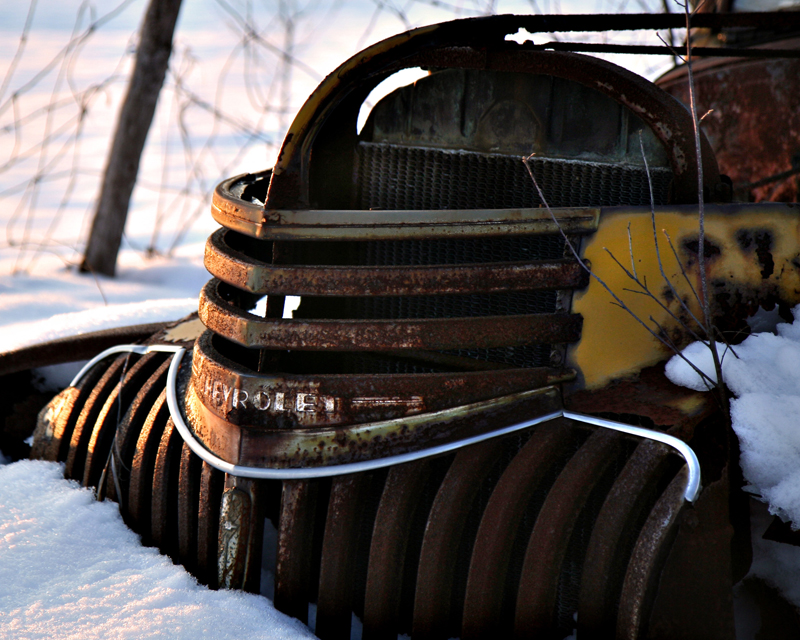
xmin=81 ymin=0 xmax=184 ymax=276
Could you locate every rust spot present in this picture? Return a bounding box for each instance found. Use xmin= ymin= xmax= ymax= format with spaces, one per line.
xmin=564 ymin=363 xmax=715 ymax=441
xmin=681 ymin=236 xmax=721 ymax=260
xmin=735 ymin=229 xmax=774 ymax=279
xmin=659 ymin=54 xmax=800 ymax=204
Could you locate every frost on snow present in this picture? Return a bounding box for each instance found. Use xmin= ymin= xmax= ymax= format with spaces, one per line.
xmin=0 ymin=460 xmax=316 ymax=640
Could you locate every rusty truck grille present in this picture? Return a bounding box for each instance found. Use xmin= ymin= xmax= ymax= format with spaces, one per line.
xmin=34 ymin=345 xmax=697 ymax=639
xmin=200 ymin=143 xmax=669 ymax=380
xmin=200 ymin=158 xmax=594 ymax=393
xmin=29 ymin=105 xmax=731 ymax=640
xmin=192 ymin=144 xmax=668 ymax=465
xmin=216 ymin=228 xmax=572 ymax=373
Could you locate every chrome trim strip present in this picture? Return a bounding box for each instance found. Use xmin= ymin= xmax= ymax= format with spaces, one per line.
xmin=562 ymin=410 xmax=701 ymax=502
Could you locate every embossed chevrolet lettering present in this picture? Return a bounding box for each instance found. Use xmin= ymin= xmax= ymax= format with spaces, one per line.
xmin=200 ymin=375 xmax=423 ymax=415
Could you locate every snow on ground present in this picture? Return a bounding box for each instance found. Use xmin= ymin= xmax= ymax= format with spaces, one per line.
xmin=0 ymin=459 xmax=315 ymax=640
xmin=666 ymin=310 xmax=800 ymax=611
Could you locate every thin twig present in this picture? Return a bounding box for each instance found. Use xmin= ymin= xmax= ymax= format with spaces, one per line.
xmin=710 ymin=324 xmax=740 ymax=360
xmin=662 ymin=229 xmax=702 ymax=304
xmin=605 ymin=248 xmax=705 ymax=343
xmin=676 ymin=0 xmax=730 ymax=419
xmin=657 ymin=32 xmax=685 ymax=63
xmin=523 ymin=154 xmax=717 ymax=388
xmin=680 ymin=0 xmax=710 ymax=326
xmin=648 ymin=316 xmax=720 ymax=393
xmin=627 ymin=222 xmax=637 ymax=280
xmin=639 ymin=131 xmax=706 ymax=330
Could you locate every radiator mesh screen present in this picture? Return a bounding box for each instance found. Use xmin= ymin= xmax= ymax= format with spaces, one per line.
xmin=344 ymin=234 xmax=566 ymax=266
xmin=355 ymin=142 xmax=672 ymax=210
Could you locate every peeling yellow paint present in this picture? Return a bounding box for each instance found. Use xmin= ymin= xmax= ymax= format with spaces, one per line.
xmin=569 ymin=204 xmax=800 ymax=388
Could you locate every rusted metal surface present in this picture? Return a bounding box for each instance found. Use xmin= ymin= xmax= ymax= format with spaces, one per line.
xmin=64 ymin=355 xmax=133 ymax=482
xmin=218 ymin=483 xmax=251 ymax=590
xmin=27 ymin=326 xmax=731 ymax=638
xmin=412 ymin=440 xmax=505 ymax=639
xmin=362 ymin=459 xmax=432 ymax=639
xmin=238 ymin=476 xmax=265 ymax=594
xmin=103 ymin=358 xmax=171 ymax=504
xmin=196 ymin=461 xmax=225 ymax=589
xmin=177 ymin=441 xmax=202 ymax=575
xmin=461 ymin=419 xmax=576 ymax=639
xmin=200 ymin=279 xmax=582 ymax=351
xmin=438 ymin=11 xmax=800 ymax=34
xmin=658 ymin=38 xmax=800 ymax=204
xmin=151 ymin=418 xmax=182 ymax=557
xmin=190 ymin=329 xmax=573 ymax=430
xmin=265 ymin=33 xmax=722 ymax=208
xmin=275 ymin=480 xmax=319 ymax=624
xmin=190 ymin=382 xmax=562 ymax=469
xmin=514 ymin=429 xmax=624 ymax=636
xmin=644 ymin=473 xmax=736 ymax=640
xmin=127 ymin=389 xmax=170 ymax=544
xmin=82 ymin=352 xmax=165 ymax=489
xmin=31 ymin=360 xmax=108 ymax=463
xmin=518 ymin=40 xmax=800 ymax=58
xmin=616 ymin=468 xmax=688 ymax=639
xmin=212 ymin=202 xmax=600 ymax=242
xmin=376 ymin=349 xmax=518 ymax=372
xmin=577 ymin=440 xmax=675 ymax=635
xmin=565 ymin=364 xmax=716 ymax=441
xmin=316 ymin=473 xmax=372 ymax=640
xmin=28 ymin=318 xmax=197 ymax=475
xmin=217 ymin=475 xmax=265 ymax=593
xmin=25 ymin=329 xmax=724 ymax=640
xmin=213 ymin=175 xmax=600 ymax=240
xmin=206 ymin=229 xmax=588 ymax=296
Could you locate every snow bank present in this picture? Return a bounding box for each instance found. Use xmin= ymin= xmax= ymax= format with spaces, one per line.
xmin=666 ymin=312 xmax=800 ymax=613
xmin=666 ymin=308 xmax=800 ymax=528
xmin=0 ymin=242 xmax=210 ymax=346
xmin=0 ymin=460 xmax=315 ymax=640
xmin=0 ymin=299 xmax=198 ymax=353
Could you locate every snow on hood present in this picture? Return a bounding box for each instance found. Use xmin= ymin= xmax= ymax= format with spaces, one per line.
xmin=0 ymin=299 xmax=198 ymax=354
